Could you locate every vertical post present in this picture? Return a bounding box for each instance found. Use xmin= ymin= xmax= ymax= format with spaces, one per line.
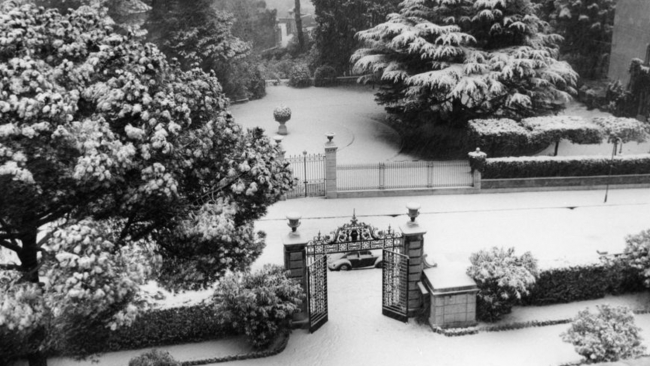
xmin=400 ymin=203 xmax=427 ymax=317
xmin=472 ymin=170 xmax=481 ymax=190
xmin=283 ymin=212 xmax=309 ymax=328
xmin=379 ymin=163 xmax=385 ymax=190
xmin=274 ymin=136 xmax=287 ymax=200
xmin=426 ymin=161 xmax=434 ymax=188
xmin=302 ymin=151 xmax=308 ymax=197
xmin=324 ymin=133 xmax=337 ymax=199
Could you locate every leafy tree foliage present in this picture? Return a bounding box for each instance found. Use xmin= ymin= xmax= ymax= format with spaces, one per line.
xmin=0 ymin=3 xmax=292 ymax=363
xmin=534 ymin=0 xmax=616 ymax=79
xmin=312 ymin=0 xmax=400 ymax=74
xmin=353 ymin=0 xmax=578 ymax=132
xmin=213 ymin=0 xmax=278 ymax=52
xmin=145 ymin=0 xmax=265 ymax=100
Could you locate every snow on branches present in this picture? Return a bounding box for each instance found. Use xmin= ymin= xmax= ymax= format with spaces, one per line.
xmin=353 ymin=0 xmax=578 ymax=126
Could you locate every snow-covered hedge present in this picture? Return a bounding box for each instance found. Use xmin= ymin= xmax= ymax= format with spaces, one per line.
xmin=521 ymin=263 xmax=644 ymax=306
xmin=483 ymin=154 xmax=650 ymax=179
xmin=607 ymin=229 xmax=650 ymax=288
xmin=467 ymin=119 xmax=531 ymax=157
xmin=593 ymin=116 xmax=650 ymax=144
xmin=521 ymin=116 xmax=603 ymax=146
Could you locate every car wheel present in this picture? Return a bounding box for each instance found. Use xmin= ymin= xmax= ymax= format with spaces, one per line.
xmin=375 ymin=261 xmax=383 ymax=269
xmin=339 ymin=264 xmax=351 ymax=271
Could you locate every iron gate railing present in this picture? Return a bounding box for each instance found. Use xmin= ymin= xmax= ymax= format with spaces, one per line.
xmin=304 ymin=214 xmax=408 ymax=332
xmin=336 ymin=160 xmax=472 ymax=191
xmin=285 ymin=152 xmax=326 ymax=199
xmin=382 ymin=249 xmax=409 ymax=322
xmin=307 ymin=254 xmax=328 ymax=333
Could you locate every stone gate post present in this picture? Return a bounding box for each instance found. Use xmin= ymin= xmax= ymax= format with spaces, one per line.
xmin=282 ymin=212 xmax=309 ymax=328
xmin=400 ymin=203 xmax=427 ymax=317
xmin=324 ymin=133 xmax=337 ymax=199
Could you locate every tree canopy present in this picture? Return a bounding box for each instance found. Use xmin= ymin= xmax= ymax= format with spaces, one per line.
xmin=312 ymin=0 xmax=400 ymax=75
xmin=352 ymin=0 xmax=578 ymax=130
xmin=0 ymin=3 xmax=292 ymax=363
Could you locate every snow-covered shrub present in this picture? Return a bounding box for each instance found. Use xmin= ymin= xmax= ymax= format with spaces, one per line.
xmin=314 ymin=65 xmax=337 ymax=87
xmin=593 ymin=117 xmax=650 ymax=144
xmin=467 ymin=119 xmax=531 ymax=157
xmin=521 ymin=116 xmax=603 ymax=154
xmin=467 ymin=247 xmax=538 ymax=322
xmin=213 ymin=265 xmax=304 ymax=348
xmin=288 ymin=64 xmax=312 ymax=88
xmin=468 ymin=148 xmax=487 ymax=173
xmin=483 ymin=154 xmax=650 ymax=179
xmin=608 ymin=229 xmax=650 ymax=288
xmin=561 ymin=305 xmax=646 ymax=363
xmin=129 ymin=349 xmax=180 ymax=366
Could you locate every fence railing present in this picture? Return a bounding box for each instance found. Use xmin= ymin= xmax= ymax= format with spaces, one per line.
xmin=336 ymin=160 xmax=473 ymax=191
xmin=285 ymin=152 xmax=326 ymax=199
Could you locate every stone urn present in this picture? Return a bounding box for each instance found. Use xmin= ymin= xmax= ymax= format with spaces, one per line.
xmin=273 ymin=105 xmax=292 ymax=135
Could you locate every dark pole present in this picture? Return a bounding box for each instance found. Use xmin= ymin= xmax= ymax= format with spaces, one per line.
xmin=604 ymin=138 xmax=620 ymax=203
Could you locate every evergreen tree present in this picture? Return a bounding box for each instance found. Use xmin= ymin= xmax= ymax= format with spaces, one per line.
xmin=353 ymin=0 xmax=578 ymax=131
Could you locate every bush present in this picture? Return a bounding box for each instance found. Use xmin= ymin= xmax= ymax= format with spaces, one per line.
xmin=466 ymin=247 xmax=538 ymax=322
xmin=129 ymin=349 xmax=180 ymax=366
xmin=561 ymin=305 xmax=646 ymax=364
xmin=467 ymin=119 xmax=531 ymax=157
xmin=521 ymin=116 xmax=603 ymax=146
xmin=314 ymin=65 xmax=337 ymax=87
xmin=483 ymin=154 xmax=650 ymax=179
xmin=593 ymin=116 xmax=650 ymax=144
xmin=521 ymin=264 xmax=644 ymax=306
xmin=213 ymin=265 xmax=304 ymax=349
xmin=609 ymin=229 xmax=650 ymax=288
xmin=288 ymin=64 xmax=312 ymax=88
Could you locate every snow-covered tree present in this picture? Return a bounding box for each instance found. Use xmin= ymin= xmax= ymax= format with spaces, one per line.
xmin=352 ymin=0 xmax=578 ymax=132
xmin=0 ymin=3 xmax=292 ymax=364
xmin=534 ymin=0 xmax=616 ymax=79
xmin=312 ymin=0 xmax=401 ymax=74
xmin=145 ymin=0 xmax=266 ymax=100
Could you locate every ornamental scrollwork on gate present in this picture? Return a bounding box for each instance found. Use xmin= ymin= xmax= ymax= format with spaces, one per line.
xmin=306 ymin=211 xmax=403 ymax=255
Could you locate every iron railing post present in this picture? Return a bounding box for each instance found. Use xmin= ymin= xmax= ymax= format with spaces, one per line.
xmin=379 ymin=162 xmax=385 ymax=189
xmin=426 ymin=161 xmax=434 ymax=188
xmin=303 ymin=151 xmax=308 ymax=197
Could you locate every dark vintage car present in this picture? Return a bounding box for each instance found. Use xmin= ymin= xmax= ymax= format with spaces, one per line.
xmin=328 ymin=250 xmax=382 ymax=271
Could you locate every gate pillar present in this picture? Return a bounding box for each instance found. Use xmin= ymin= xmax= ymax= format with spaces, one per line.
xmin=282 ymin=213 xmax=309 ymax=328
xmin=400 ymin=203 xmax=427 ymax=317
xmin=324 ymin=133 xmax=337 ymax=199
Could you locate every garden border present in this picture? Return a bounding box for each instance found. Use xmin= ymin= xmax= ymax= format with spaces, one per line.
xmin=180 ymin=331 xmax=290 ymax=366
xmin=429 ymin=309 xmax=650 ymax=337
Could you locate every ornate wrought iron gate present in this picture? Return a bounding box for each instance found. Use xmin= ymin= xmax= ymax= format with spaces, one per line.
xmin=382 ymin=249 xmax=409 ymax=322
xmin=305 ymin=213 xmax=408 ymax=333
xmin=307 ymin=254 xmax=328 ymax=333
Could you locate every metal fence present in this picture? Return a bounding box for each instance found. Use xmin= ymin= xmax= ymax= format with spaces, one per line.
xmin=285 ymin=152 xmax=326 ymax=199
xmin=336 ymin=160 xmax=472 ymax=191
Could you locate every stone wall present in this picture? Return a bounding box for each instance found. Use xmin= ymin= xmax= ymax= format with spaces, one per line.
xmin=608 ymin=0 xmax=650 ymax=84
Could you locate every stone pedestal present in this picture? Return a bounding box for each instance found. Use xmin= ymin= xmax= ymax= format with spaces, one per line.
xmin=277 ymin=121 xmax=288 ymax=135
xmin=422 ymin=266 xmax=478 ymax=329
xmin=282 ymin=232 xmax=308 ymax=327
xmin=400 ymin=221 xmax=427 ymax=317
xmin=472 ymin=170 xmax=481 ymax=189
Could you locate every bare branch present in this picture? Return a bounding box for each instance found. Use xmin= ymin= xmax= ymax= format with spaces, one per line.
xmin=0 ymin=239 xmax=22 ymax=253
xmin=0 ymin=263 xmax=21 ymax=271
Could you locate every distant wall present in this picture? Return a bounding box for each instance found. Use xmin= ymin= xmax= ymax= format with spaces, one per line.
xmin=608 ymin=0 xmax=650 ymax=84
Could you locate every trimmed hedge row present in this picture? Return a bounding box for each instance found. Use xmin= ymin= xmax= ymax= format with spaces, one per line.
xmin=520 ymin=264 xmax=645 ymax=306
xmin=483 ymin=154 xmax=650 ymax=179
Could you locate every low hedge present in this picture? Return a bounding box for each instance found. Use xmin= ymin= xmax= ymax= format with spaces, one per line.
xmin=483 ymin=154 xmax=650 ymax=179
xmin=521 ymin=263 xmax=645 ymax=306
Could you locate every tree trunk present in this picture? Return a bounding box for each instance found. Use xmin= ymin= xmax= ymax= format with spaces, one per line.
xmin=17 ymin=228 xmax=48 ymax=366
xmin=294 ymin=0 xmax=304 ymax=51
